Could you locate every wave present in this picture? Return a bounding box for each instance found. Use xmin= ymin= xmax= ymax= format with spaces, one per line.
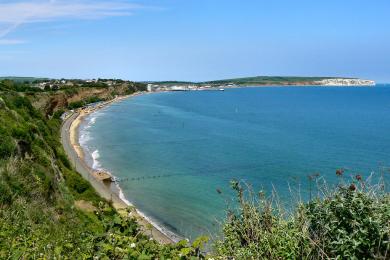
xmin=91 ymin=149 xmax=102 ymax=170
xmin=79 ymin=131 xmax=91 ymax=146
xmin=79 ymin=112 xmax=102 ymax=169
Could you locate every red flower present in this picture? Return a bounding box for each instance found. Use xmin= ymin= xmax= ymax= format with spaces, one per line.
xmin=349 ymin=184 xmax=356 ymax=191
xmin=356 ymin=175 xmax=362 ymax=181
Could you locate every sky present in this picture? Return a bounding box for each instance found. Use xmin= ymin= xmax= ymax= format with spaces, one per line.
xmin=0 ymin=0 xmax=389 ymax=82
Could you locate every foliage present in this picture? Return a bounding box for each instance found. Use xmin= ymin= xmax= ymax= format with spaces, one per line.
xmin=0 ymin=79 xmax=43 ymax=92
xmin=305 ymin=179 xmax=390 ymax=259
xmin=68 ymin=96 xmax=105 ymax=110
xmin=214 ymin=177 xmax=390 ymax=259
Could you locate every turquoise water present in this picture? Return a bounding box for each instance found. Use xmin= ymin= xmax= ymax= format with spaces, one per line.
xmin=80 ymin=86 xmax=390 ymax=240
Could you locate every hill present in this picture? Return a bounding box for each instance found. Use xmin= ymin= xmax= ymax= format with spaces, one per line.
xmin=0 ymin=77 xmax=49 ymax=83
xmin=203 ymin=76 xmax=337 ymax=85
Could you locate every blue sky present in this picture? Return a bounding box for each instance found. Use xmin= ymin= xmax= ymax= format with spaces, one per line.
xmin=0 ymin=0 xmax=389 ymax=82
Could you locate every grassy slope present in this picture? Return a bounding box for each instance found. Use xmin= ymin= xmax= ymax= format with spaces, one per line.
xmin=0 ymin=92 xmax=102 ymax=257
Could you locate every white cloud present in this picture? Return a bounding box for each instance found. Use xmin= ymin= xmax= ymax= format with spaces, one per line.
xmin=0 ymin=0 xmax=141 ymax=40
xmin=0 ymin=39 xmax=26 ymax=45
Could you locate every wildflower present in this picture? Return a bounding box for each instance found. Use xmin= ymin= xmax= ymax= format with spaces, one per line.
xmin=130 ymin=243 xmax=136 ymax=248
xmin=349 ymin=183 xmax=356 ymax=191
xmin=356 ymin=174 xmax=362 ymax=181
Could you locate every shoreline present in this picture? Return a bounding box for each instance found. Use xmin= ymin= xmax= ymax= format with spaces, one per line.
xmin=60 ymin=92 xmax=180 ymax=244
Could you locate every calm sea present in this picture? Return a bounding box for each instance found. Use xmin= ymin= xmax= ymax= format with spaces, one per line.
xmin=79 ymin=85 xmax=390 ymax=240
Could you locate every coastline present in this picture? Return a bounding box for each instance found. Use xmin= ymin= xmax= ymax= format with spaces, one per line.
xmin=60 ymin=92 xmax=179 ymax=244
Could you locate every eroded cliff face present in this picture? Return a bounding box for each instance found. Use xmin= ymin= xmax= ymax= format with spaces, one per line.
xmin=28 ymin=84 xmax=137 ymax=116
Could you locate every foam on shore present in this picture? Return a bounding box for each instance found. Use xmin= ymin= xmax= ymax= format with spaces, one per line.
xmin=91 ymin=150 xmax=102 ymax=170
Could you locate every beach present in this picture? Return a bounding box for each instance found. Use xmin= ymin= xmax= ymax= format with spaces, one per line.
xmin=60 ymin=93 xmax=176 ymax=244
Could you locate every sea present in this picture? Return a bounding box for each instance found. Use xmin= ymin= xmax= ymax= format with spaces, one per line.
xmin=79 ymin=85 xmax=390 ymax=241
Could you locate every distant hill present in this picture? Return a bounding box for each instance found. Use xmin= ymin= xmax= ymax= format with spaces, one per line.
xmin=203 ymin=76 xmax=340 ymax=85
xmin=0 ymin=76 xmax=49 ymax=82
xmin=149 ymin=76 xmax=350 ymax=86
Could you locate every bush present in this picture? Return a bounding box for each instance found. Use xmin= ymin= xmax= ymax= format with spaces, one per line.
xmin=214 ymin=177 xmax=390 ymax=259
xmin=64 ymin=171 xmax=90 ymax=194
xmin=67 ymin=96 xmax=104 ymax=110
xmin=68 ymin=100 xmax=84 ymax=110
xmin=305 ymin=181 xmax=390 ymax=259
xmin=214 ymin=180 xmax=310 ymax=259
xmin=0 ymin=181 xmax=13 ymax=205
xmin=0 ymin=135 xmax=15 ymax=158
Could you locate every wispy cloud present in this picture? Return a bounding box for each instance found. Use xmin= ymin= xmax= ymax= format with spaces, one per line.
xmin=0 ymin=0 xmax=141 ymax=41
xmin=0 ymin=39 xmax=26 ymax=45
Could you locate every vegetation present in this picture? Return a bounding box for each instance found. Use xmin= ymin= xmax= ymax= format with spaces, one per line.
xmin=0 ymin=77 xmax=49 ymax=83
xmin=68 ymin=96 xmax=105 ymax=110
xmin=1 ymin=79 xmax=389 ymax=259
xmin=0 ymin=79 xmax=44 ymax=92
xmin=214 ymin=176 xmax=389 ymax=259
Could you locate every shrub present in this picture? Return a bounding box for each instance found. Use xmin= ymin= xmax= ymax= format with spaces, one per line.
xmin=305 ymin=181 xmax=390 ymax=259
xmin=64 ymin=171 xmax=90 ymax=194
xmin=0 ymin=135 xmax=15 ymax=158
xmin=0 ymin=181 xmax=12 ymax=205
xmin=214 ymin=180 xmax=310 ymax=259
xmin=214 ymin=177 xmax=390 ymax=259
xmin=68 ymin=100 xmax=84 ymax=110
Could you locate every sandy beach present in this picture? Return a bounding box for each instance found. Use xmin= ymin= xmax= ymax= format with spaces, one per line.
xmin=60 ymin=93 xmax=176 ymax=244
